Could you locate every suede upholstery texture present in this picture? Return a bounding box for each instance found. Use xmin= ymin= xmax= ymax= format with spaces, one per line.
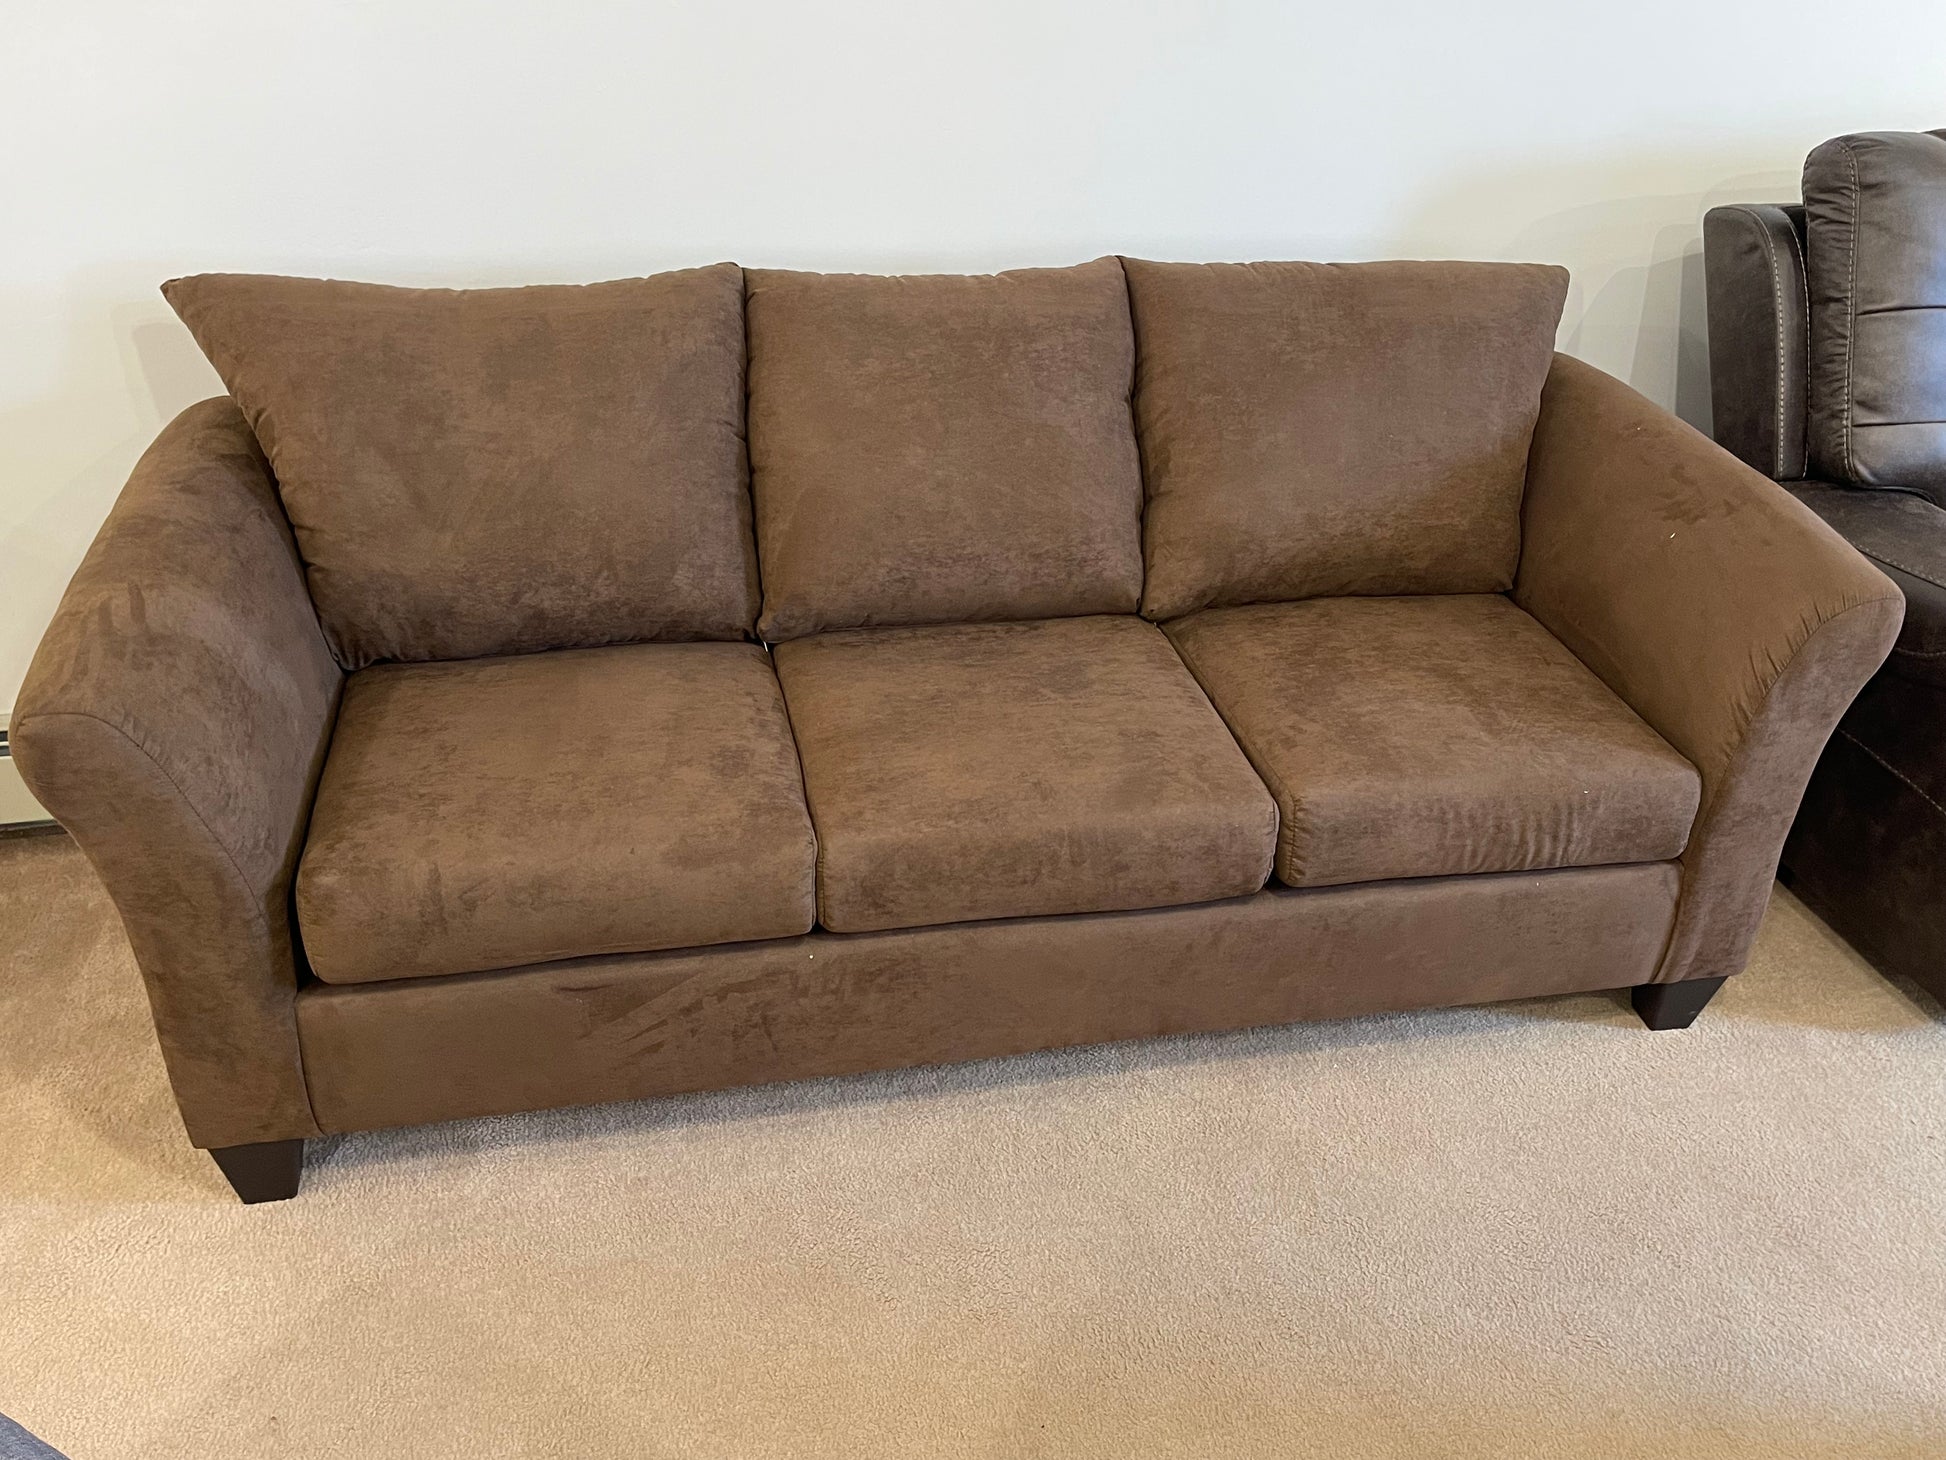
xmin=163 ymin=267 xmax=757 ymax=666
xmin=9 ymin=400 xmax=339 ymax=1148
xmin=297 ymin=643 xmax=816 ymax=983
xmin=772 ymin=616 xmax=1277 ymax=933
xmin=1516 ymin=354 xmax=1902 ymax=987
xmin=13 ymin=260 xmax=1909 ymax=1167
xmin=1167 ymin=595 xmax=1700 ymax=888
xmin=745 ymin=259 xmax=1144 ymax=639
xmin=296 ymin=862 xmax=1681 ymax=1134
xmin=1124 ymin=259 xmax=1568 ymax=619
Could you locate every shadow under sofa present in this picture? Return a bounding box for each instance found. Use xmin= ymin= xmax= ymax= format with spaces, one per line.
xmin=12 ymin=256 xmax=1903 ymax=1202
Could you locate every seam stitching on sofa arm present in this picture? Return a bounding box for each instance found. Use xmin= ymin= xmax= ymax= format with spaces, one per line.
xmin=1834 ymin=725 xmax=1946 ymax=820
xmin=1758 ymin=591 xmax=1905 ymax=714
xmin=1652 ymin=594 xmax=1901 ymax=984
xmin=12 ymin=708 xmax=276 ymax=934
xmin=12 ymin=707 xmax=321 ymax=1138
xmin=1685 ymin=594 xmax=1904 ymax=817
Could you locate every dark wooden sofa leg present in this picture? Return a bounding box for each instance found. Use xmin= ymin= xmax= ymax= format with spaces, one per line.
xmin=1630 ymin=976 xmax=1727 ymax=1031
xmin=209 ymin=1139 xmax=304 ymax=1204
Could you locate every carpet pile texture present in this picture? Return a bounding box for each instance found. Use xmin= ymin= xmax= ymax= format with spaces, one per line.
xmin=2 ymin=831 xmax=1943 ymax=1458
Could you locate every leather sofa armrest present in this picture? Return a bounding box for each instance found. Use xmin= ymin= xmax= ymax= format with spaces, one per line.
xmin=1703 ymin=203 xmax=1809 ymax=481
xmin=1515 ymin=354 xmax=1902 ymax=986
xmin=12 ymin=400 xmax=341 ymax=1147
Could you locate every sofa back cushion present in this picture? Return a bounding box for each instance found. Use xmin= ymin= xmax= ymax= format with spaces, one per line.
xmin=163 ymin=266 xmax=755 ymax=667
xmin=744 ymin=258 xmax=1144 ymax=640
xmin=1123 ymin=259 xmax=1568 ymax=620
xmin=1803 ymin=130 xmax=1946 ymax=497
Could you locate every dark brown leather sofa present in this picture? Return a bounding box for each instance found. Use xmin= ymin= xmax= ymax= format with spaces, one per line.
xmin=1705 ymin=130 xmax=1946 ymax=1008
xmin=14 ymin=257 xmax=1901 ymax=1201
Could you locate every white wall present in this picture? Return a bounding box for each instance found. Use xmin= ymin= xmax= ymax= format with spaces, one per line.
xmin=4 ymin=0 xmax=1944 ymax=707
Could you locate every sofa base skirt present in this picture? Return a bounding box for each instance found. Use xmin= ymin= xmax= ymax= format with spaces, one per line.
xmin=295 ymin=861 xmax=1682 ymax=1135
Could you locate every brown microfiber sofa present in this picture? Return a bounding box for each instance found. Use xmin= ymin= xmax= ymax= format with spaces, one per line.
xmin=13 ymin=256 xmax=1903 ymax=1202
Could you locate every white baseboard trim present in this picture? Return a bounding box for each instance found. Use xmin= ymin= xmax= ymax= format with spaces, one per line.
xmin=0 ymin=714 xmax=54 ymax=827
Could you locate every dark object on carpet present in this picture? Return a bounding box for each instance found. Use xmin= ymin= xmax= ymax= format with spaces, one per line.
xmin=0 ymin=1414 xmax=68 ymax=1460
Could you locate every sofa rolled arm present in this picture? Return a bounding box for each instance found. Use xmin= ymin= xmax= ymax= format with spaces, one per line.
xmin=1514 ymin=354 xmax=1903 ymax=986
xmin=12 ymin=399 xmax=341 ymax=1147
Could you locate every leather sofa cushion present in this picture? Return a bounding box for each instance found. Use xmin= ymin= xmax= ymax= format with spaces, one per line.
xmin=162 ymin=266 xmax=756 ymax=667
xmin=772 ymin=615 xmax=1276 ymax=932
xmin=1124 ymin=259 xmax=1567 ymax=619
xmin=1167 ymin=595 xmax=1700 ymax=887
xmin=1791 ymin=482 xmax=1946 ymax=686
xmin=1802 ymin=130 xmax=1946 ymax=498
xmin=296 ymin=642 xmax=816 ymax=983
xmin=746 ymin=260 xmax=1144 ymax=640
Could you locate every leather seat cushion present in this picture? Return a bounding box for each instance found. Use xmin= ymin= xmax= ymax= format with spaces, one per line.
xmin=297 ymin=642 xmax=817 ymax=984
xmin=1167 ymin=595 xmax=1701 ymax=887
xmin=772 ymin=615 xmax=1277 ymax=933
xmin=1791 ymin=482 xmax=1946 ymax=685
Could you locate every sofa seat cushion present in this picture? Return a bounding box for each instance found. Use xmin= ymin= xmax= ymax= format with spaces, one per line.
xmin=296 ymin=642 xmax=817 ymax=984
xmin=1167 ymin=595 xmax=1700 ymax=888
xmin=772 ymin=615 xmax=1277 ymax=933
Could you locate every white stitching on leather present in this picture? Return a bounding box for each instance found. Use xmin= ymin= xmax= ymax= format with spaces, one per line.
xmin=1784 ymin=209 xmax=1810 ymax=478
xmin=1853 ymin=542 xmax=1946 ymax=592
xmin=1742 ymin=208 xmax=1790 ymax=472
xmin=1836 ymin=726 xmax=1946 ymax=820
xmin=1843 ymin=140 xmax=1861 ymax=481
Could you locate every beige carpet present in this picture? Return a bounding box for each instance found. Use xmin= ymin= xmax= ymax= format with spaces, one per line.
xmin=2 ymin=832 xmax=1944 ymax=1459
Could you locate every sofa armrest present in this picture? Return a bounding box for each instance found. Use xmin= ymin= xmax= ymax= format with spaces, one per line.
xmin=12 ymin=399 xmax=341 ymax=1147
xmin=1514 ymin=354 xmax=1903 ymax=986
xmin=1702 ymin=203 xmax=1809 ymax=481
